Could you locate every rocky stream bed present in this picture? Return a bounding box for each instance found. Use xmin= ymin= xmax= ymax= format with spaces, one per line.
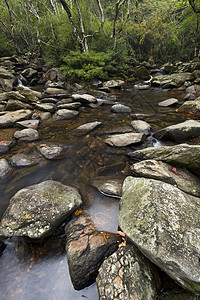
xmin=1 ymin=54 xmax=200 ymax=299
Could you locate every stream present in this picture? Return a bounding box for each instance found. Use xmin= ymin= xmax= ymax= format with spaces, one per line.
xmin=0 ymin=87 xmax=195 ymax=299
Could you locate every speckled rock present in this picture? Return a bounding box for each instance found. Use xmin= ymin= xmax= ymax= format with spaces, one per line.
xmin=92 ymin=177 xmax=122 ymax=197
xmin=0 ymin=159 xmax=14 ymax=181
xmin=103 ymin=80 xmax=124 ymax=88
xmin=72 ymin=93 xmax=97 ymax=104
xmin=0 ymin=180 xmax=82 ymax=239
xmin=0 ymin=109 xmax=32 ymax=128
xmin=131 ymin=120 xmax=151 ymax=135
xmin=111 ymin=104 xmax=132 ymax=113
xmin=128 ymin=144 xmax=200 ymax=170
xmin=36 ymin=144 xmax=65 ymax=159
xmin=118 ymin=176 xmax=200 ymax=294
xmin=14 ymin=128 xmax=39 ymax=141
xmin=157 ymin=286 xmax=196 ymax=300
xmin=53 ymin=109 xmax=79 ymax=120
xmin=65 ymin=213 xmax=121 ymax=290
xmin=56 ymin=102 xmax=81 ymax=110
xmin=131 ymin=160 xmax=200 ymax=197
xmin=10 ymin=153 xmax=41 ymax=167
xmin=153 ymin=120 xmax=200 ymax=141
xmin=105 ymin=133 xmax=145 ymax=147
xmin=16 ymin=120 xmax=39 ymax=129
xmin=0 ymin=140 xmax=14 ymax=154
xmin=97 ymin=244 xmax=160 ymax=300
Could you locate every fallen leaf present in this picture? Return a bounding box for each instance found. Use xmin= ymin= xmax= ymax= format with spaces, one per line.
xmin=175 ymin=109 xmax=179 ymax=112
xmin=118 ymin=231 xmax=126 ymax=237
xmin=189 ymin=111 xmax=194 ymax=114
xmin=0 ymin=140 xmax=7 ymax=142
xmin=172 ymin=167 xmax=177 ymax=174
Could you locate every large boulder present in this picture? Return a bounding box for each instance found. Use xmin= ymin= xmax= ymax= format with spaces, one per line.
xmin=97 ymin=244 xmax=160 ymax=300
xmin=153 ymin=120 xmax=200 ymax=141
xmin=0 ymin=180 xmax=82 ymax=239
xmin=0 ymin=109 xmax=32 ymax=128
xmin=105 ymin=132 xmax=145 ymax=147
xmin=131 ymin=160 xmax=200 ymax=197
xmin=152 ymin=72 xmax=194 ymax=88
xmin=0 ymin=67 xmax=14 ymax=79
xmin=128 ymin=144 xmax=200 ymax=170
xmin=65 ymin=213 xmax=121 ymax=290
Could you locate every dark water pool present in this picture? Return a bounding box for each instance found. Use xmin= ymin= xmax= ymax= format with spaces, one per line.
xmin=0 ymin=87 xmax=195 ymax=299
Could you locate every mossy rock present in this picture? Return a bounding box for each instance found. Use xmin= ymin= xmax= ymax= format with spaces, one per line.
xmin=132 ymin=66 xmax=151 ymax=81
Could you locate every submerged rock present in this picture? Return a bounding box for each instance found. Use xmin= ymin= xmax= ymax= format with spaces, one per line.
xmin=111 ymin=104 xmax=132 ymax=113
xmin=53 ymin=109 xmax=79 ymax=120
xmin=118 ymin=176 xmax=200 ymax=294
xmin=97 ymin=244 xmax=160 ymax=300
xmin=131 ymin=160 xmax=200 ymax=197
xmin=65 ymin=213 xmax=121 ymax=290
xmin=0 ymin=180 xmax=82 ymax=239
xmin=105 ymin=132 xmax=145 ymax=147
xmin=92 ymin=177 xmax=122 ymax=197
xmin=10 ymin=153 xmax=41 ymax=167
xmin=76 ymin=121 xmax=102 ymax=133
xmin=0 ymin=159 xmax=15 ymax=181
xmin=36 ymin=144 xmax=65 ymax=159
xmin=158 ymin=98 xmax=179 ymax=107
xmin=14 ymin=128 xmax=39 ymax=141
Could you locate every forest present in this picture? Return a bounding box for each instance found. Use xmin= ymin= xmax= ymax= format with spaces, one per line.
xmin=0 ymin=0 xmax=200 ymax=81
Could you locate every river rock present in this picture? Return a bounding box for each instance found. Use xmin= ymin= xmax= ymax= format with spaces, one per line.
xmin=36 ymin=144 xmax=65 ymax=159
xmin=0 ymin=67 xmax=14 ymax=79
xmin=40 ymin=112 xmax=51 ymax=120
xmin=21 ymin=68 xmax=38 ymax=79
xmin=128 ymin=143 xmax=200 ymax=170
xmin=158 ymin=98 xmax=179 ymax=107
xmin=0 ymin=159 xmax=14 ymax=181
xmin=45 ymin=87 xmax=70 ymax=95
xmin=10 ymin=153 xmax=41 ymax=167
xmin=131 ymin=160 xmax=200 ymax=197
xmin=17 ymin=86 xmax=42 ymax=101
xmin=14 ymin=128 xmax=39 ymax=141
xmin=6 ymin=99 xmax=33 ymax=111
xmin=0 ymin=140 xmax=14 ymax=154
xmin=6 ymin=91 xmax=27 ymax=102
xmin=65 ymin=213 xmax=121 ymax=290
xmin=41 ymin=97 xmax=58 ymax=104
xmin=53 ymin=109 xmax=79 ymax=120
xmin=56 ymin=102 xmax=81 ymax=110
xmin=119 ymin=177 xmax=200 ymax=294
xmin=16 ymin=120 xmax=39 ymax=129
xmin=184 ymin=93 xmax=196 ymax=101
xmin=97 ymin=244 xmax=160 ymax=300
xmin=152 ymin=72 xmax=194 ymax=88
xmin=158 ymin=286 xmax=196 ymax=300
xmin=0 ymin=78 xmax=15 ymax=92
xmin=92 ymin=177 xmax=122 ymax=197
xmin=179 ymin=99 xmax=200 ymax=115
xmin=103 ymin=80 xmax=124 ymax=88
xmin=35 ymin=103 xmax=56 ymax=113
xmin=0 ymin=180 xmax=82 ymax=239
xmin=153 ymin=120 xmax=200 ymax=141
xmin=76 ymin=121 xmax=102 ymax=133
xmin=0 ymin=109 xmax=33 ymax=128
xmin=186 ymin=85 xmax=196 ymax=94
xmin=131 ymin=120 xmax=151 ymax=135
xmin=105 ymin=132 xmax=145 ymax=147
xmin=72 ymin=93 xmax=97 ymax=104
xmin=111 ymin=104 xmax=132 ymax=113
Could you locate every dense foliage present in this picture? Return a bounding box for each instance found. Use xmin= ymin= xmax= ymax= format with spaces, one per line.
xmin=0 ymin=0 xmax=200 ymax=81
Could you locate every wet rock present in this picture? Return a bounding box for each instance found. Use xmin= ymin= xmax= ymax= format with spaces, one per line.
xmin=16 ymin=119 xmax=39 ymax=129
xmin=43 ymin=68 xmax=63 ymax=82
xmin=40 ymin=112 xmax=51 ymax=120
xmin=186 ymin=85 xmax=196 ymax=94
xmin=105 ymin=133 xmax=145 ymax=147
xmin=0 ymin=240 xmax=6 ymax=255
xmin=103 ymin=80 xmax=124 ymax=88
xmin=133 ymin=66 xmax=151 ymax=80
xmin=92 ymin=177 xmax=122 ymax=197
xmin=72 ymin=93 xmax=97 ymax=104
xmin=76 ymin=121 xmax=102 ymax=133
xmin=134 ymin=84 xmax=150 ymax=90
xmin=10 ymin=153 xmax=41 ymax=167
xmin=131 ymin=113 xmax=154 ymax=120
xmin=14 ymin=128 xmax=39 ymax=141
xmin=31 ymin=112 xmax=39 ymax=120
xmin=6 ymin=91 xmax=27 ymax=102
xmin=6 ymin=99 xmax=33 ymax=111
xmin=131 ymin=159 xmax=200 ymax=197
xmin=56 ymin=102 xmax=81 ymax=110
xmin=128 ymin=143 xmax=200 ymax=170
xmin=41 ymin=97 xmax=58 ymax=104
xmin=35 ymin=103 xmax=56 ymax=113
xmin=97 ymin=244 xmax=160 ymax=300
xmin=154 ymin=120 xmax=200 ymax=141
xmin=36 ymin=144 xmax=65 ymax=159
xmin=131 ymin=120 xmax=151 ymax=135
xmin=111 ymin=104 xmax=132 ymax=113
xmin=184 ymin=93 xmax=196 ymax=101
xmin=157 ymin=286 xmax=196 ymax=300
xmin=17 ymin=86 xmax=42 ymax=102
xmin=45 ymin=87 xmax=69 ymax=95
xmin=158 ymin=98 xmax=179 ymax=107
xmin=0 ymin=159 xmax=14 ymax=180
xmin=53 ymin=109 xmax=79 ymax=120
xmin=118 ymin=176 xmax=200 ymax=294
xmin=0 ymin=140 xmax=14 ymax=154
xmin=0 ymin=180 xmax=82 ymax=239
xmin=179 ymin=99 xmax=200 ymax=115
xmin=65 ymin=213 xmax=121 ymax=290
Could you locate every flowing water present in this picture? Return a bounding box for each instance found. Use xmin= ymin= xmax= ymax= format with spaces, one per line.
xmin=0 ymin=87 xmax=195 ymax=299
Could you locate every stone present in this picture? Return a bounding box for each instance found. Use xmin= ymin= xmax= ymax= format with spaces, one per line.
xmin=6 ymin=99 xmax=33 ymax=111
xmin=128 ymin=143 xmax=200 ymax=170
xmin=40 ymin=112 xmax=51 ymax=120
xmin=72 ymin=93 xmax=97 ymax=104
xmin=14 ymin=128 xmax=39 ymax=141
xmin=179 ymin=99 xmax=200 ymax=115
xmin=10 ymin=153 xmax=41 ymax=167
xmin=0 ymin=140 xmax=14 ymax=154
xmin=0 ymin=67 xmax=14 ymax=79
xmin=184 ymin=93 xmax=196 ymax=101
xmin=17 ymin=86 xmax=42 ymax=101
xmin=0 ymin=78 xmax=14 ymax=92
xmin=131 ymin=160 xmax=200 ymax=197
xmin=158 ymin=98 xmax=179 ymax=107
xmin=186 ymin=85 xmax=196 ymax=94
xmin=105 ymin=133 xmax=145 ymax=147
xmin=65 ymin=213 xmax=121 ymax=290
xmin=92 ymin=177 xmax=122 ymax=197
xmin=118 ymin=176 xmax=200 ymax=294
xmin=0 ymin=241 xmax=6 ymax=255
xmin=0 ymin=159 xmax=14 ymax=181
xmin=153 ymin=120 xmax=200 ymax=141
xmin=103 ymin=80 xmax=124 ymax=88
xmin=0 ymin=180 xmax=82 ymax=239
xmin=158 ymin=286 xmax=196 ymax=300
xmin=36 ymin=144 xmax=65 ymax=159
xmin=76 ymin=121 xmax=102 ymax=133
xmin=45 ymin=87 xmax=69 ymax=95
xmin=131 ymin=120 xmax=151 ymax=135
xmin=53 ymin=109 xmax=79 ymax=120
xmin=16 ymin=120 xmax=39 ymax=129
xmin=133 ymin=66 xmax=151 ymax=80
xmin=111 ymin=104 xmax=132 ymax=113
xmin=21 ymin=68 xmax=38 ymax=78
xmin=41 ymin=97 xmax=58 ymax=104
xmin=134 ymin=84 xmax=150 ymax=90
xmin=152 ymin=73 xmax=194 ymax=88
xmin=57 ymin=102 xmax=81 ymax=110
xmin=35 ymin=103 xmax=56 ymax=113
xmin=97 ymin=244 xmax=160 ymax=300
xmin=6 ymin=91 xmax=27 ymax=102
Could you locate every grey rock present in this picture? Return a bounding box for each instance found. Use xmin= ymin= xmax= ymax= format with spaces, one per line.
xmin=111 ymin=104 xmax=132 ymax=113
xmin=10 ymin=153 xmax=41 ymax=167
xmin=40 ymin=112 xmax=51 ymax=120
xmin=16 ymin=120 xmax=39 ymax=129
xmin=0 ymin=67 xmax=14 ymax=79
xmin=103 ymin=80 xmax=124 ymax=88
xmin=93 ymin=177 xmax=122 ymax=197
xmin=105 ymin=133 xmax=145 ymax=147
xmin=157 ymin=286 xmax=196 ymax=300
xmin=186 ymin=85 xmax=196 ymax=94
xmin=0 ymin=159 xmax=14 ymax=180
xmin=6 ymin=100 xmax=33 ymax=111
xmin=179 ymin=99 xmax=200 ymax=115
xmin=97 ymin=244 xmax=160 ymax=300
xmin=6 ymin=91 xmax=27 ymax=102
xmin=14 ymin=128 xmax=39 ymax=141
xmin=184 ymin=93 xmax=196 ymax=101
xmin=0 ymin=140 xmax=14 ymax=154
xmin=158 ymin=98 xmax=179 ymax=107
xmin=21 ymin=68 xmax=38 ymax=78
xmin=56 ymin=102 xmax=81 ymax=110
xmin=72 ymin=93 xmax=97 ymax=104
xmin=131 ymin=159 xmax=200 ymax=197
xmin=131 ymin=120 xmax=151 ymax=135
xmin=134 ymin=84 xmax=150 ymax=90
xmin=118 ymin=176 xmax=200 ymax=293
xmin=35 ymin=103 xmax=56 ymax=113
xmin=45 ymin=87 xmax=69 ymax=95
xmin=128 ymin=143 xmax=200 ymax=170
xmin=53 ymin=109 xmax=79 ymax=120
xmin=154 ymin=120 xmax=200 ymax=141
xmin=0 ymin=180 xmax=82 ymax=238
xmin=0 ymin=78 xmax=14 ymax=92
xmin=76 ymin=121 xmax=102 ymax=133
xmin=41 ymin=97 xmax=58 ymax=104
xmin=152 ymin=73 xmax=194 ymax=88
xmin=17 ymin=85 xmax=42 ymax=101
xmin=37 ymin=144 xmax=64 ymax=159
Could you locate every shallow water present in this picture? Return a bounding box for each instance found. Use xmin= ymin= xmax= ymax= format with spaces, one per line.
xmin=0 ymin=87 xmax=195 ymax=299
